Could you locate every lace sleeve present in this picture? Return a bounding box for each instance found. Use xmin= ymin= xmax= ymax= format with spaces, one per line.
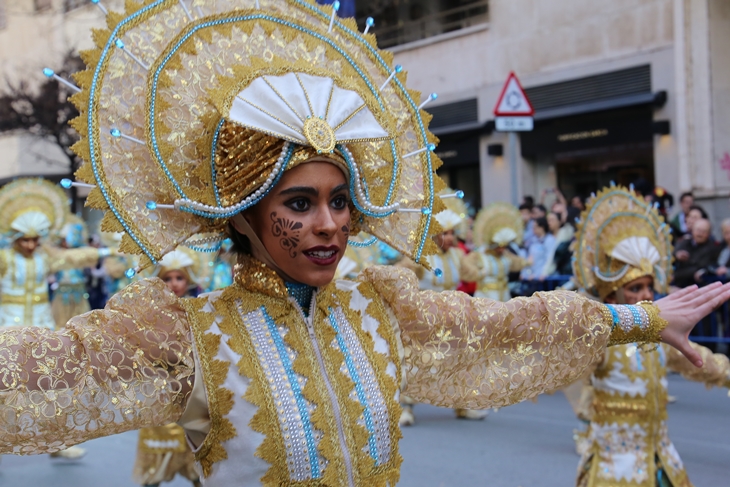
xmin=0 ymin=279 xmax=194 ymax=455
xmin=664 ymin=342 xmax=730 ymax=389
xmin=46 ymin=246 xmax=103 ymax=273
xmin=361 ymin=266 xmax=662 ymax=409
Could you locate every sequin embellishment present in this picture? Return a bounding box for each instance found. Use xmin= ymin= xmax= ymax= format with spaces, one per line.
xmin=238 ymin=303 xmax=323 ymax=480
xmin=327 ymin=306 xmax=392 ymax=465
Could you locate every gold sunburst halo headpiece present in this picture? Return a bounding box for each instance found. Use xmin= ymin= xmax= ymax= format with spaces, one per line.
xmin=65 ymin=0 xmax=451 ymax=271
xmin=572 ymin=184 xmax=673 ymax=300
xmin=0 ymin=178 xmax=70 ymax=240
xmin=473 ymin=202 xmax=523 ymax=248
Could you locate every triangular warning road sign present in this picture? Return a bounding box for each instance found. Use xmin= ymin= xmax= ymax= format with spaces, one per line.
xmin=494 ymin=72 xmax=534 ymax=116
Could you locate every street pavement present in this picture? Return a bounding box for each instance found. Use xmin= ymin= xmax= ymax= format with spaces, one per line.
xmin=1 ymin=374 xmax=727 ymax=487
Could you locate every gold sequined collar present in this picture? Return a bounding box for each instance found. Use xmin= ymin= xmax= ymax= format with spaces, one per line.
xmin=232 ymin=254 xmax=292 ymax=300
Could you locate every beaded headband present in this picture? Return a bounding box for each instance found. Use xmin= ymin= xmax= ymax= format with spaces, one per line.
xmin=55 ymin=0 xmax=465 ymax=271
xmin=572 ymin=184 xmax=673 ymax=299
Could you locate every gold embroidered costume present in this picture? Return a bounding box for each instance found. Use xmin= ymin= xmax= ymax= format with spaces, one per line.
xmin=0 ymin=2 xmax=672 ymax=486
xmin=571 ymin=185 xmax=730 ymax=487
xmin=462 ymin=202 xmax=524 ymax=301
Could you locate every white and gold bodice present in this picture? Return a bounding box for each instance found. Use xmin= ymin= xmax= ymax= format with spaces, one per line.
xmin=0 ymin=256 xmax=672 ymax=487
xmin=0 ymin=249 xmax=52 ymax=328
xmin=181 ymin=270 xmax=403 ymax=486
xmin=582 ymin=342 xmax=730 ymax=487
xmin=419 ymin=247 xmax=464 ymax=291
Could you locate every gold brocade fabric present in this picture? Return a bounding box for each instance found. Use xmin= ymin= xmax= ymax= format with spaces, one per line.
xmin=0 ymin=279 xmax=194 ymax=455
xmin=360 ymin=265 xmax=616 ymax=409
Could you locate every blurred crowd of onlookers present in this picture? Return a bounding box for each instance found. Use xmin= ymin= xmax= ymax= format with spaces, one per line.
xmin=516 ymin=185 xmax=730 ymax=291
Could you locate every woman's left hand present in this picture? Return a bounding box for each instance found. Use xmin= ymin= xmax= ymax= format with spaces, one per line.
xmin=656 ymin=282 xmax=730 ymax=367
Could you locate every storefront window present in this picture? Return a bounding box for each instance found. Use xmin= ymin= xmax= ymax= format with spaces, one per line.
xmin=356 ymin=0 xmax=489 ymax=48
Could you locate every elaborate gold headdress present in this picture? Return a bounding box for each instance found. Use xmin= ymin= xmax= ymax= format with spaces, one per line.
xmin=572 ymin=185 xmax=673 ymax=299
xmin=473 ymin=202 xmax=523 ymax=248
xmin=0 ymin=178 xmax=70 ymax=240
xmin=66 ymin=0 xmax=449 ymax=271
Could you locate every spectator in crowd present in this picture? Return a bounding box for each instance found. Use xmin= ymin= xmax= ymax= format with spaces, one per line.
xmin=569 ymin=194 xmax=585 ymax=212
xmin=531 ymin=204 xmax=547 ymax=220
xmin=522 ymin=195 xmax=535 ymax=207
xmin=520 ymin=217 xmax=555 ymax=281
xmin=670 ymin=192 xmax=694 ymax=238
xmin=519 ymin=202 xmax=535 ymax=249
xmin=673 ymin=218 xmax=720 ymax=288
xmin=714 ymin=218 xmax=730 ymax=278
xmin=542 ymin=211 xmax=575 ymax=277
xmin=681 ymin=205 xmax=709 ymax=242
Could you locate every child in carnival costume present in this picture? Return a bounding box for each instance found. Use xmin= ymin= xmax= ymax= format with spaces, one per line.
xmin=134 ymin=247 xmax=201 ymax=487
xmin=572 ymin=185 xmax=730 ymax=487
xmin=52 ymin=214 xmax=93 ymax=328
xmin=461 ymin=202 xmax=525 ymax=301
xmin=0 ymin=2 xmax=726 ymax=486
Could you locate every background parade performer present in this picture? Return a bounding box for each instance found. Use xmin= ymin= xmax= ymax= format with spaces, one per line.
xmin=0 ymin=2 xmax=727 ymax=486
xmin=571 ymin=185 xmax=730 ymax=487
xmin=0 ymin=178 xmax=109 ymax=330
xmin=462 ymin=202 xmax=525 ymax=301
xmin=133 ymin=248 xmax=201 ymax=487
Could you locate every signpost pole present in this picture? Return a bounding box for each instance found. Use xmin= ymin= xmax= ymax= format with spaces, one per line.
xmin=494 ymin=72 xmax=533 ymax=207
xmin=509 ymin=131 xmax=519 ymax=206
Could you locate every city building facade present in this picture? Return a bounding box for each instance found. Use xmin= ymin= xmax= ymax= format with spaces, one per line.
xmin=374 ymin=0 xmax=730 ymax=223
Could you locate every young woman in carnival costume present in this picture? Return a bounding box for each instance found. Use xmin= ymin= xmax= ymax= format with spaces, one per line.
xmin=134 ymin=247 xmax=201 ymax=487
xmin=571 ymin=185 xmax=730 ymax=487
xmin=0 ymin=2 xmax=727 ymax=485
xmin=51 ymin=214 xmax=93 ymax=328
xmin=461 ymin=202 xmax=525 ymax=301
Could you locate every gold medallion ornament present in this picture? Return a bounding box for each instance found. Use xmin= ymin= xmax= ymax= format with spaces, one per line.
xmin=67 ymin=0 xmax=449 ymax=270
xmin=303 ymin=117 xmax=336 ymax=153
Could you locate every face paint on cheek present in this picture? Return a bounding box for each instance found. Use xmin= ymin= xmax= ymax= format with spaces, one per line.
xmin=341 ymin=223 xmax=350 ymax=235
xmin=270 ymin=211 xmax=303 ymax=258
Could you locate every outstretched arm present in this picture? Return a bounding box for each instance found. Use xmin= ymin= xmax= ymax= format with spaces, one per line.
xmin=46 ymin=245 xmax=110 ymax=273
xmin=0 ymin=279 xmax=194 ymax=455
xmin=664 ymin=341 xmax=730 ymax=389
xmin=362 ymin=267 xmax=730 ymax=410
